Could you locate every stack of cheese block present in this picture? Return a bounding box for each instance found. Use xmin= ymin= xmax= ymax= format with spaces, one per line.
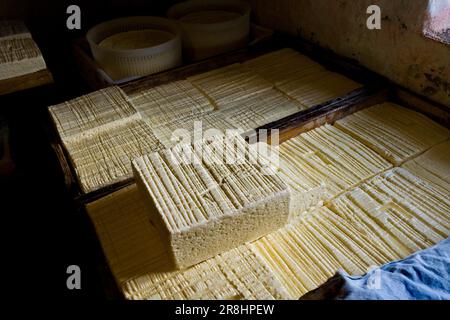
xmin=50 ymin=48 xmax=365 ymax=193
xmin=49 ymin=87 xmax=163 ymax=193
xmin=85 ymin=100 xmax=449 ymax=299
xmin=0 ymin=20 xmax=46 ymax=80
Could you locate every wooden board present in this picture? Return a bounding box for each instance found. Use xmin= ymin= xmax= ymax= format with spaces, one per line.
xmin=0 ymin=68 xmax=53 ymax=96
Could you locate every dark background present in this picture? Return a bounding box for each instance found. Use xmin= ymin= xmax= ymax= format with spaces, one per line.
xmin=0 ymin=0 xmax=185 ymax=300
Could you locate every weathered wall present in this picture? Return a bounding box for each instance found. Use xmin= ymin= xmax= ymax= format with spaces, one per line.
xmin=247 ymin=0 xmax=450 ymax=107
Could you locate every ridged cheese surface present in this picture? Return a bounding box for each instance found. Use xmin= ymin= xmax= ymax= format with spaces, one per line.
xmin=219 ymin=89 xmax=305 ymax=132
xmin=402 ymin=140 xmax=450 ymax=194
xmin=49 ymin=86 xmax=140 ymax=141
xmin=66 ymin=120 xmax=163 ymax=193
xmin=0 ymin=37 xmax=46 ymax=80
xmin=271 ymin=125 xmax=391 ymax=212
xmin=132 ymin=134 xmax=290 ymax=268
xmin=335 ymin=102 xmax=450 ymax=165
xmin=243 ymin=48 xmax=362 ymax=108
xmin=187 ymin=63 xmax=273 ymax=109
xmin=128 ymin=80 xmax=215 ymax=127
xmin=86 ymin=184 xmax=289 ymax=300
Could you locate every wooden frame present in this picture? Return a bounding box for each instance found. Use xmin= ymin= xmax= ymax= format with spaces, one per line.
xmin=0 ymin=68 xmax=53 ymax=96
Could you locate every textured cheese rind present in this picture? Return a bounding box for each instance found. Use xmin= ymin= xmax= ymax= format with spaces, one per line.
xmin=242 ymin=48 xmax=325 ymax=86
xmin=86 ymin=184 xmax=290 ymax=300
xmin=276 ymin=71 xmax=362 ymax=108
xmin=128 ymin=80 xmax=215 ymax=127
xmin=187 ymin=63 xmax=274 ymax=110
xmin=65 ymin=120 xmax=163 ymax=193
xmin=335 ymin=102 xmax=450 ymax=165
xmin=328 ymin=167 xmax=449 ymax=255
xmin=0 ymin=37 xmax=46 ymax=80
xmin=132 ymin=134 xmax=290 ymax=269
xmin=269 ymin=125 xmax=391 ymax=211
xmin=49 ymin=86 xmax=140 ymax=141
xmin=402 ymin=140 xmax=450 ymax=194
xmin=219 ymin=89 xmax=305 ymax=133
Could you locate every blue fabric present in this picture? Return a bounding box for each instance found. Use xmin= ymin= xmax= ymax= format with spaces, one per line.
xmin=301 ymin=238 xmax=450 ymax=300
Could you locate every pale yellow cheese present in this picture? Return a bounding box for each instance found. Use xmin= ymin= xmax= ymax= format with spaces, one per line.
xmin=402 ymin=140 xmax=450 ymax=194
xmin=0 ymin=37 xmax=46 ymax=80
xmin=187 ymin=63 xmax=273 ymax=109
xmin=269 ymin=125 xmax=391 ymax=213
xmin=132 ymin=133 xmax=290 ymax=269
xmin=86 ymin=184 xmax=289 ymax=300
xmin=99 ymin=29 xmax=174 ymax=50
xmin=335 ymin=102 xmax=450 ymax=165
xmin=65 ymin=119 xmax=163 ymax=193
xmin=49 ymin=86 xmax=140 ymax=141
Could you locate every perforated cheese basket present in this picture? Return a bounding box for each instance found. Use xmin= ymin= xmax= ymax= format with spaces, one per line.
xmin=168 ymin=0 xmax=250 ymax=61
xmin=86 ymin=16 xmax=182 ymax=80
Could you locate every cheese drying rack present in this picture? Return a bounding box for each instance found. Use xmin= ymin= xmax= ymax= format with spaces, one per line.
xmin=44 ymin=33 xmax=449 ymax=299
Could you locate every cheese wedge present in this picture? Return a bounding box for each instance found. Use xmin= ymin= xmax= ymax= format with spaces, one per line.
xmin=402 ymin=140 xmax=450 ymax=194
xmin=187 ymin=63 xmax=273 ymax=109
xmin=132 ymin=133 xmax=290 ymax=269
xmin=86 ymin=184 xmax=289 ymax=300
xmin=65 ymin=119 xmax=163 ymax=193
xmin=49 ymin=86 xmax=140 ymax=141
xmin=335 ymin=102 xmax=450 ymax=165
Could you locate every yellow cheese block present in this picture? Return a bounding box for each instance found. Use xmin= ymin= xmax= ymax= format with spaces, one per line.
xmin=86 ymin=184 xmax=289 ymax=300
xmin=132 ymin=133 xmax=290 ymax=269
xmin=402 ymin=140 xmax=450 ymax=194
xmin=187 ymin=63 xmax=273 ymax=109
xmin=127 ymin=80 xmax=215 ymax=127
xmin=219 ymin=88 xmax=305 ymax=133
xmin=277 ymin=71 xmax=362 ymax=108
xmin=65 ymin=119 xmax=163 ymax=193
xmin=269 ymin=125 xmax=391 ymax=212
xmin=335 ymin=102 xmax=450 ymax=165
xmin=0 ymin=37 xmax=46 ymax=80
xmin=49 ymin=86 xmax=140 ymax=141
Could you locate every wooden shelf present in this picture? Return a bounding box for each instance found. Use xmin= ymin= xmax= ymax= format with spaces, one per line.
xmin=0 ymin=68 xmax=53 ymax=96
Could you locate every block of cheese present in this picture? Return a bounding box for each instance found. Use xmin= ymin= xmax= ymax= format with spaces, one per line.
xmin=65 ymin=119 xmax=163 ymax=193
xmin=0 ymin=36 xmax=46 ymax=80
xmin=150 ymin=111 xmax=238 ymax=148
xmin=335 ymin=102 xmax=450 ymax=165
xmin=219 ymin=88 xmax=305 ymax=133
xmin=49 ymin=86 xmax=140 ymax=141
xmin=99 ymin=29 xmax=174 ymax=50
xmin=277 ymin=71 xmax=362 ymax=108
xmin=127 ymin=80 xmax=215 ymax=127
xmin=187 ymin=63 xmax=273 ymax=109
xmin=267 ymin=125 xmax=391 ymax=215
xmin=328 ymin=168 xmax=450 ymax=255
xmin=86 ymin=184 xmax=289 ymax=300
xmin=243 ymin=48 xmax=325 ymax=86
xmin=402 ymin=140 xmax=450 ymax=194
xmin=132 ymin=133 xmax=290 ymax=268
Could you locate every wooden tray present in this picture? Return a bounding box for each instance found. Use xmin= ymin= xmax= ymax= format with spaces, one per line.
xmin=0 ymin=68 xmax=53 ymax=96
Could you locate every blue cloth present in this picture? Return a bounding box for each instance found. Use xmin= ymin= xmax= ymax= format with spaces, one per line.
xmin=301 ymin=238 xmax=450 ymax=300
